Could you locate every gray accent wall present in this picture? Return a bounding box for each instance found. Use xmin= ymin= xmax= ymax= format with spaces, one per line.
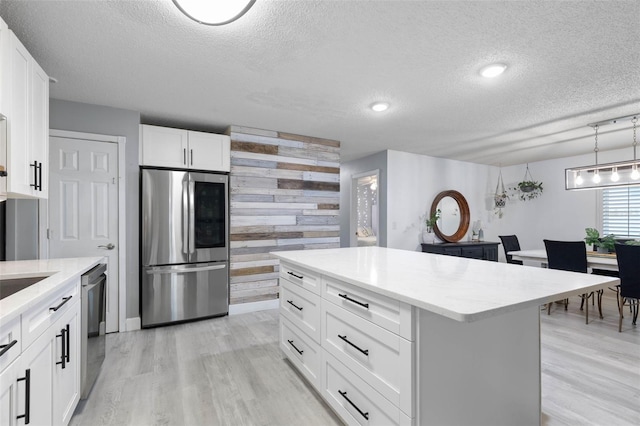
xmin=49 ymin=99 xmax=140 ymax=321
xmin=340 ymin=151 xmax=388 ymax=247
xmin=5 ymin=199 xmax=39 ymax=260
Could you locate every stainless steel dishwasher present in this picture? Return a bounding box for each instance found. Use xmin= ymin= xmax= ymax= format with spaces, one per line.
xmin=81 ymin=263 xmax=106 ymax=399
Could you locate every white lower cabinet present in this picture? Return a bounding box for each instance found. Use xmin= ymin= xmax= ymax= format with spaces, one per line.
xmin=52 ymin=300 xmax=80 ymax=426
xmin=323 ymin=351 xmax=412 ymax=426
xmin=0 ymin=279 xmax=81 ymax=426
xmin=279 ymin=261 xmax=414 ymax=425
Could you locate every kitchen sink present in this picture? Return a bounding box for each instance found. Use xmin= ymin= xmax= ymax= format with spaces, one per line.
xmin=0 ymin=276 xmax=50 ymax=300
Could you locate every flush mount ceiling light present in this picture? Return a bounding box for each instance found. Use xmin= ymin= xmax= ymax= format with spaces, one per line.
xmin=172 ymin=0 xmax=256 ymax=25
xmin=566 ymin=114 xmax=640 ymax=190
xmin=480 ymin=63 xmax=507 ymax=78
xmin=370 ymin=102 xmax=389 ymax=112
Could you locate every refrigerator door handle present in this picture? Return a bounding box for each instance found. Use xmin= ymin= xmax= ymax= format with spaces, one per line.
xmin=146 ymin=264 xmax=227 ymax=274
xmin=188 ymin=178 xmax=196 ymax=254
xmin=182 ymin=179 xmax=189 ymax=255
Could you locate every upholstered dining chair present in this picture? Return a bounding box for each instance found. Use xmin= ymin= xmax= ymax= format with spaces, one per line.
xmin=543 ymin=239 xmax=603 ymax=324
xmin=614 ymin=243 xmax=640 ymax=332
xmin=499 ymin=235 xmax=523 ymax=265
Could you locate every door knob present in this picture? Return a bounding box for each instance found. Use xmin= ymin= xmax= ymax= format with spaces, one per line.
xmin=98 ymin=243 xmax=115 ymax=250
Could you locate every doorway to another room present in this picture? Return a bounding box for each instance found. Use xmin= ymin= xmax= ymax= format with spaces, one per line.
xmin=351 ymin=170 xmax=379 ymax=247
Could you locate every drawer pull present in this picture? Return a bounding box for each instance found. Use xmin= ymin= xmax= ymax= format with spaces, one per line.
xmin=338 ymin=334 xmax=369 ymax=356
xmin=338 ymin=293 xmax=369 ymax=309
xmin=287 ymin=271 xmax=304 ymax=280
xmin=0 ymin=339 xmax=18 ymax=357
xmin=65 ymin=324 xmax=71 ymax=363
xmin=287 ymin=339 xmax=304 ymax=355
xmin=338 ymin=390 xmax=369 ymax=420
xmin=49 ymin=296 xmax=72 ymax=312
xmin=56 ymin=327 xmax=67 ymax=369
xmin=286 ymin=300 xmax=303 ymax=311
xmin=17 ymin=369 xmax=31 ymax=424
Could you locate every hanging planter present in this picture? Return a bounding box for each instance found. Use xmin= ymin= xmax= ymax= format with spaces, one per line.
xmin=494 ymin=168 xmax=508 ymax=218
xmin=511 ymin=164 xmax=543 ymax=201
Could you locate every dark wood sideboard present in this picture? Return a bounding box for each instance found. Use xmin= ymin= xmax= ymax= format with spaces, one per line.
xmin=421 ymin=241 xmax=500 ymax=262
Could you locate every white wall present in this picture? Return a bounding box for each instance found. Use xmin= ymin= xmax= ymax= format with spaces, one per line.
xmin=386 ymin=150 xmax=498 ymax=251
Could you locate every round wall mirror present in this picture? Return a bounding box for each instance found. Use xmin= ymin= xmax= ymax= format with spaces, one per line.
xmin=430 ymin=190 xmax=470 ymax=243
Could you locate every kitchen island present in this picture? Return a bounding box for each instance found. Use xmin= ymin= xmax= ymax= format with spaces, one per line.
xmin=273 ymin=247 xmax=619 ymax=426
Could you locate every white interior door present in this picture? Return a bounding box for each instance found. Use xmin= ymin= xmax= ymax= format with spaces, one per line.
xmin=48 ymin=136 xmax=119 ymax=333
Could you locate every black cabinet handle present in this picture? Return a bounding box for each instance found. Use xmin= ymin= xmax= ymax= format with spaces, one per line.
xmin=338 ymin=390 xmax=369 ymax=420
xmin=183 ymin=148 xmax=187 ymax=165
xmin=0 ymin=339 xmax=18 ymax=357
xmin=338 ymin=293 xmax=369 ymax=309
xmin=49 ymin=296 xmax=72 ymax=312
xmin=17 ymin=369 xmax=31 ymax=424
xmin=286 ymin=300 xmax=303 ymax=311
xmin=287 ymin=339 xmax=303 ymax=355
xmin=65 ymin=324 xmax=70 ymax=363
xmin=38 ymin=162 xmax=42 ymax=191
xmin=190 ymin=149 xmax=193 ymax=165
xmin=29 ymin=161 xmax=38 ymax=190
xmin=56 ymin=328 xmax=66 ymax=369
xmin=338 ymin=334 xmax=369 ymax=356
xmin=287 ymin=271 xmax=303 ymax=280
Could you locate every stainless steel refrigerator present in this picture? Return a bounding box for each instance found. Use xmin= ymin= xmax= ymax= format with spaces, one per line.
xmin=140 ymin=168 xmax=229 ymax=328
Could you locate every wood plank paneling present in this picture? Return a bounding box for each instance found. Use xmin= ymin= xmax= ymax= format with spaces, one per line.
xmin=228 ymin=125 xmax=340 ymax=306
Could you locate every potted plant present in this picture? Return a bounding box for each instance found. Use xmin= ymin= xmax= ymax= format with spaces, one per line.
xmin=584 ymin=228 xmax=616 ymax=253
xmin=511 ymin=164 xmax=543 ymax=201
xmin=423 ymin=209 xmax=441 ymax=244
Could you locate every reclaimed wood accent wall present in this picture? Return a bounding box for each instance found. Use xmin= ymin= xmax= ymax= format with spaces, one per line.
xmin=228 ymin=125 xmax=341 ymax=305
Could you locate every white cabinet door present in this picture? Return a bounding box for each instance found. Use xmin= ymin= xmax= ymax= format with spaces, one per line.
xmin=4 ymin=30 xmax=49 ymax=199
xmin=30 ymin=58 xmax=49 ymax=198
xmin=6 ymin=31 xmax=32 ymax=197
xmin=52 ymin=300 xmax=80 ymax=426
xmin=140 ymin=124 xmax=188 ymax=168
xmin=0 ymin=358 xmax=20 ymax=426
xmin=0 ymin=16 xmax=9 ymax=115
xmin=19 ymin=327 xmax=54 ymax=426
xmin=188 ymin=131 xmax=230 ymax=172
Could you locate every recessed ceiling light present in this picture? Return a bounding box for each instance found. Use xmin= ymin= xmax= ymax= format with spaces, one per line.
xmin=173 ymin=0 xmax=255 ymax=25
xmin=480 ymin=63 xmax=507 ymax=78
xmin=371 ymin=102 xmax=389 ymax=112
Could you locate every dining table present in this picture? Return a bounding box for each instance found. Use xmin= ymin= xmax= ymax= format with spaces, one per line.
xmin=508 ymin=249 xmax=619 ymax=272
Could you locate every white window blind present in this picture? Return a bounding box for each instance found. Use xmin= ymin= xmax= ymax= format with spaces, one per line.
xmin=602 ymin=187 xmax=640 ymax=238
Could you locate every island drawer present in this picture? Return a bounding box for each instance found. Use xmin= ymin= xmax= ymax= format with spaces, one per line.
xmin=322 ymin=301 xmax=413 ymax=415
xmin=280 ymin=279 xmax=321 ymax=343
xmin=280 ymin=315 xmax=321 ymax=391
xmin=322 ymin=276 xmax=413 ymax=340
xmin=0 ymin=314 xmax=21 ymax=373
xmin=322 ymin=351 xmax=412 ymax=426
xmin=280 ymin=262 xmax=321 ymax=295
xmin=22 ymin=277 xmax=79 ymax=349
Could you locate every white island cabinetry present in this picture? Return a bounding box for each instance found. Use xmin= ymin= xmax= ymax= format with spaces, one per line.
xmin=274 ymin=247 xmax=619 ymax=426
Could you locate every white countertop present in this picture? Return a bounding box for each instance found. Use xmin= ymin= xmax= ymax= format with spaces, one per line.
xmin=0 ymin=257 xmax=104 ymax=324
xmin=272 ymin=247 xmax=620 ymax=322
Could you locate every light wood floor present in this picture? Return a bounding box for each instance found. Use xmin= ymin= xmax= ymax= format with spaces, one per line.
xmin=71 ymin=293 xmax=639 ymax=426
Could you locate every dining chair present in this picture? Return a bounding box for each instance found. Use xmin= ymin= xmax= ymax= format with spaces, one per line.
xmin=614 ymin=243 xmax=640 ymax=332
xmin=499 ymin=235 xmax=523 ymax=265
xmin=543 ymin=239 xmax=603 ymax=323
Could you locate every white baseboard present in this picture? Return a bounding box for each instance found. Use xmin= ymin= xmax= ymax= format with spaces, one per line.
xmin=229 ymin=299 xmax=280 ymax=315
xmin=125 ymin=317 xmax=141 ymax=332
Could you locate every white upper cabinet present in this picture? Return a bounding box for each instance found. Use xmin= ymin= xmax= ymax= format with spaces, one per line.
xmin=1 ymin=27 xmax=49 ymax=199
xmin=140 ymin=124 xmax=230 ymax=172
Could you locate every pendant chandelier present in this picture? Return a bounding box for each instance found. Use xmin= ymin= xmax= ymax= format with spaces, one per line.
xmin=565 ymin=114 xmax=640 ymax=190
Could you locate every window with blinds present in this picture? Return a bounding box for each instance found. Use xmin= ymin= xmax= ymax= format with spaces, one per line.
xmin=602 ymin=187 xmax=640 ymax=238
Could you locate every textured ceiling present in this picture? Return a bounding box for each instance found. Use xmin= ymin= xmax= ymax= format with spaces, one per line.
xmin=1 ymin=0 xmax=638 ymax=165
